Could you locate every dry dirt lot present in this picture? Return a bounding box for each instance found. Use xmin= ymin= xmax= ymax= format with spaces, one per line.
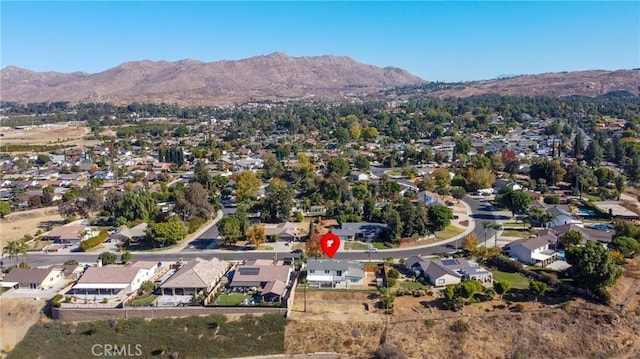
xmin=286 ymin=271 xmax=640 ymax=359
xmin=0 ymin=207 xmax=64 ymax=247
xmin=1 ymin=124 xmax=93 ymax=148
xmin=0 ymin=298 xmax=47 ymax=355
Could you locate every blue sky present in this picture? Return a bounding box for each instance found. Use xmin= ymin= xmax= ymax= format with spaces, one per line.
xmin=1 ymin=1 xmax=639 ymax=81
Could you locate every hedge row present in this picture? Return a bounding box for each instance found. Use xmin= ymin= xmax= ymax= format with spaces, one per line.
xmin=79 ymin=230 xmax=109 ymax=252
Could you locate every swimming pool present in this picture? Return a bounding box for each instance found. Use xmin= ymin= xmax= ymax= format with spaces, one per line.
xmin=577 ymin=208 xmax=596 ymax=216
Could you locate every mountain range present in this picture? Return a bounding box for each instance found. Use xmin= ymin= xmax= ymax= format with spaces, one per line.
xmin=1 ymin=53 xmax=638 ymax=105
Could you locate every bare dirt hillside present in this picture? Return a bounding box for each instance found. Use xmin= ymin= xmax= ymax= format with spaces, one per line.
xmin=0 ymin=298 xmax=46 ymax=355
xmin=0 ymin=53 xmax=424 ymax=106
xmin=430 ymin=69 xmax=640 ymax=98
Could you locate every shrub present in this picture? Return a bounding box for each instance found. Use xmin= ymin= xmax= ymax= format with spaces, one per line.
xmin=593 ymin=287 xmax=611 ymax=305
xmin=387 ymin=268 xmax=400 ymax=279
xmin=79 ymin=231 xmax=109 ymax=252
xmin=489 ymin=254 xmax=524 ymax=273
xmin=386 ymin=278 xmax=397 ymax=287
xmin=102 ymin=298 xmax=108 ymax=304
xmin=449 ymin=319 xmax=469 ymax=333
xmin=65 ymin=296 xmax=72 ymax=303
xmin=544 ymin=195 xmax=561 ymax=204
xmin=425 ymin=319 xmax=436 ymax=328
xmin=187 ymin=217 xmax=206 ymax=234
xmin=52 ymin=294 xmax=63 ymax=307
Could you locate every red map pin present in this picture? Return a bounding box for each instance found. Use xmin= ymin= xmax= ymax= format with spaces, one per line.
xmin=320 ymin=233 xmax=340 ymax=258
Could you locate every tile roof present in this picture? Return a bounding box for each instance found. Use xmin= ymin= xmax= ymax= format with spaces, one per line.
xmin=3 ymin=267 xmax=60 ymax=284
xmin=161 ymin=257 xmax=229 ymax=289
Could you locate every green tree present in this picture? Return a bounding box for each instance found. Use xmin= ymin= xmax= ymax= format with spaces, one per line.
xmin=559 ymin=230 xmax=583 ymax=247
xmin=565 ymin=241 xmax=621 ymax=291
xmin=217 ymin=216 xmax=242 ymax=246
xmin=64 ymin=259 xmax=79 ymax=265
xmin=98 ymin=251 xmax=117 ymax=265
xmin=353 ymin=155 xmax=371 ymax=171
xmin=465 ymin=167 xmax=495 ymax=192
xmin=0 ymin=201 xmax=11 ymax=218
xmin=493 ymin=280 xmax=510 ymax=300
xmin=262 ymin=178 xmax=294 ymax=223
xmin=498 ymin=189 xmax=531 ymax=218
xmin=529 ymin=280 xmax=548 ymax=302
xmin=120 ymin=250 xmax=132 ymax=264
xmin=609 ymin=236 xmax=640 ymax=258
xmin=174 ymin=182 xmax=215 ymax=221
xmin=432 ymin=168 xmax=452 ymax=190
xmin=147 ymin=218 xmax=187 ymax=247
xmin=234 ymin=170 xmax=261 ymax=202
xmin=326 ymin=158 xmax=350 ymax=177
xmin=428 ymin=204 xmax=454 ymax=231
xmin=361 ymin=126 xmax=379 ymax=141
xmin=450 ymin=187 xmax=466 ymax=203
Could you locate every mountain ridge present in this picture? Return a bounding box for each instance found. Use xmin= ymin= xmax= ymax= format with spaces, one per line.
xmin=2 ymin=53 xmax=639 ymax=105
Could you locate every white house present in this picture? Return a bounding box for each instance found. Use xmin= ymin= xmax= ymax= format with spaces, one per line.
xmin=306 ymin=260 xmax=364 ymax=288
xmin=71 ymin=261 xmax=160 ymax=295
xmin=406 ymin=257 xmax=493 ymax=287
xmin=504 ymin=235 xmax=558 ymax=266
xmin=547 ymin=206 xmax=582 ymax=227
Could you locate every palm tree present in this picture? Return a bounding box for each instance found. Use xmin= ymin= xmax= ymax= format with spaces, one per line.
xmin=2 ymin=241 xmax=20 ymax=266
xmin=300 ymin=278 xmax=310 ymax=312
xmin=482 ymin=221 xmax=492 ymax=245
xmin=492 ymin=224 xmax=503 ymax=248
xmin=17 ymin=239 xmax=29 ymax=264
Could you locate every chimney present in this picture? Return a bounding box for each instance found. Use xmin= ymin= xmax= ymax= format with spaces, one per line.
xmin=96 ymin=259 xmax=102 ymax=268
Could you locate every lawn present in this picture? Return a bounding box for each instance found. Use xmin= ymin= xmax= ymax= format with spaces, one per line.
xmin=435 ymin=225 xmax=464 ymax=240
xmin=130 ymin=294 xmax=158 ymax=307
xmin=399 ymin=281 xmax=429 ymax=290
xmin=385 ymin=170 xmax=404 ymax=177
xmin=344 ymin=242 xmax=368 ymax=250
xmin=258 ymin=245 xmax=274 ymax=250
xmin=7 ymin=314 xmax=286 ymax=359
xmin=372 ymin=242 xmax=389 ymax=249
xmin=501 ymin=229 xmax=532 ymax=237
xmin=213 ymin=293 xmax=254 ymax=306
xmin=491 ymin=270 xmax=530 ymax=290
xmin=582 ymin=194 xmax=602 ymax=202
xmin=502 ymin=222 xmax=531 ymax=229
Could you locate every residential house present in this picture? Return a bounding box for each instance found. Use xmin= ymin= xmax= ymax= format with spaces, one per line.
xmin=0 ymin=267 xmax=63 ymax=290
xmin=350 ymin=171 xmax=370 ymax=181
xmin=160 ymin=257 xmax=230 ymax=296
xmin=306 ymin=260 xmax=364 ymax=288
xmin=304 ymin=205 xmax=327 ymax=216
xmin=71 ymin=262 xmax=158 ymax=295
xmin=552 ymin=223 xmax=613 ymax=244
xmin=111 ymin=222 xmax=149 ymax=246
xmin=263 ymin=222 xmax=299 ymax=242
xmin=547 ymin=206 xmax=582 ymax=227
xmin=504 ymin=235 xmax=558 ymax=266
xmin=332 ymin=222 xmax=387 ymax=241
xmin=229 ymin=261 xmax=292 ymax=302
xmin=406 ymin=257 xmax=493 ymax=287
xmin=43 ymin=225 xmax=91 ymax=244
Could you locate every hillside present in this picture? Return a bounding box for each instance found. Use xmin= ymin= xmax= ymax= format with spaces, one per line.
xmin=428 ymin=69 xmax=640 ymax=98
xmin=0 ymin=53 xmax=425 ymax=106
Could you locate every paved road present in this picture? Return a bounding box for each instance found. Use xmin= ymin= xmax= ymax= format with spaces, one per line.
xmin=17 ymin=195 xmax=499 ymax=268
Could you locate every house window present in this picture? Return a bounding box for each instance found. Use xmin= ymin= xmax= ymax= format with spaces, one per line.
xmin=309 ymin=270 xmax=315 ymax=274
xmin=336 ymin=271 xmax=342 ymax=276
xmin=437 ymin=279 xmax=445 ymax=285
xmin=324 ymin=270 xmax=330 ymax=274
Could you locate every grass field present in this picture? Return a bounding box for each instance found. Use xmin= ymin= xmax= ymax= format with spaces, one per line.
xmin=213 ymin=293 xmax=254 ymax=306
xmin=491 ymin=270 xmax=530 ymax=290
xmin=130 ymin=294 xmax=158 ymax=307
xmin=399 ymin=281 xmax=429 ymax=290
xmin=502 ymin=229 xmax=532 ymax=237
xmin=435 ymin=225 xmax=464 ymax=240
xmin=345 ymin=242 xmax=369 ymax=250
xmin=7 ymin=314 xmax=286 ymax=359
